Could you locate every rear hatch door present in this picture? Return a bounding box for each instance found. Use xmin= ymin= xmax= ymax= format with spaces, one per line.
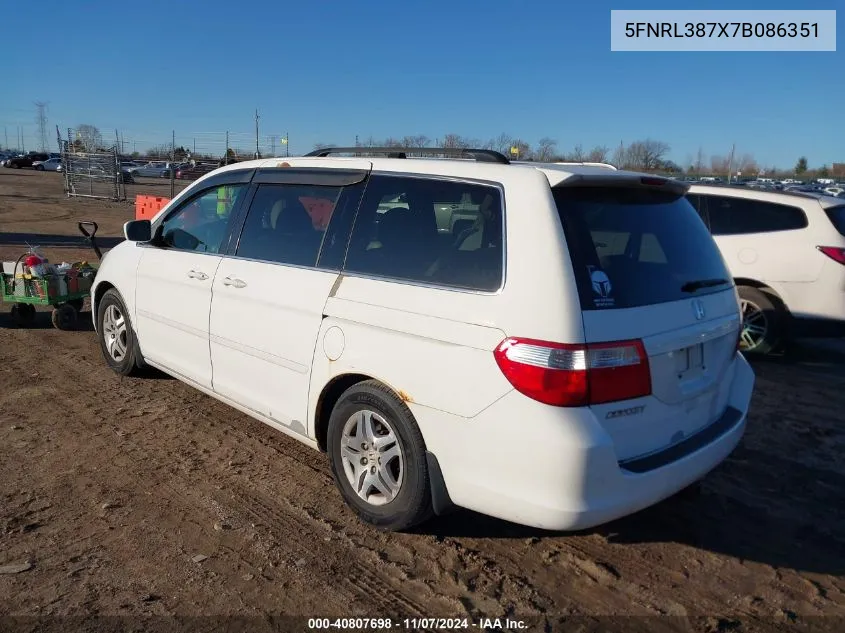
xmin=553 ymin=179 xmax=742 ymax=461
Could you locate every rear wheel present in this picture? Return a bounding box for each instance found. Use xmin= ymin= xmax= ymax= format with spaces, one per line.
xmin=11 ymin=303 xmax=36 ymax=327
xmin=327 ymin=380 xmax=434 ymax=532
xmin=52 ymin=304 xmax=78 ymax=330
xmin=738 ymin=286 xmax=788 ymax=355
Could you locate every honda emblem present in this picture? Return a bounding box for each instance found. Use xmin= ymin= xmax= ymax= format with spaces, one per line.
xmin=692 ymin=299 xmax=706 ymax=320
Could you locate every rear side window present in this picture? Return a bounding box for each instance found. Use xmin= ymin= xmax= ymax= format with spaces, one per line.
xmin=344 ymin=175 xmax=504 ymax=291
xmin=825 ymin=206 xmax=845 ymax=237
xmin=704 ymin=195 xmax=808 ymax=235
xmin=554 ymin=187 xmax=732 ymax=310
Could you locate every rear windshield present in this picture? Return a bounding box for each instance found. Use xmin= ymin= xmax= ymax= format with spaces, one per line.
xmin=825 ymin=206 xmax=845 ymax=237
xmin=553 ymin=186 xmax=733 ymax=310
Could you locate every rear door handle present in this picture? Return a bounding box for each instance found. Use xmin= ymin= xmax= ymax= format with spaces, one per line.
xmin=222 ymin=276 xmax=247 ymax=289
xmin=187 ymin=269 xmax=208 ymax=280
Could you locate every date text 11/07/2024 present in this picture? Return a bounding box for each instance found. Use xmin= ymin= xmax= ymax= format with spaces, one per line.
xmin=307 ymin=617 xmax=529 ymax=630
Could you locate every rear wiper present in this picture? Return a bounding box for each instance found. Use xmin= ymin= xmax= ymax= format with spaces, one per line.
xmin=680 ymin=278 xmax=731 ymax=293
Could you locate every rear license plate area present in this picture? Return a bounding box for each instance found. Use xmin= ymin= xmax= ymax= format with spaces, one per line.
xmin=679 ymin=342 xmax=704 ymax=372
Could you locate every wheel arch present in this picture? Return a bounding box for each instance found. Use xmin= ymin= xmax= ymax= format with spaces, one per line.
xmin=314 ymin=372 xmax=378 ymax=452
xmin=314 ymin=372 xmax=455 ymax=518
xmin=91 ymin=280 xmax=115 ymax=332
xmin=734 ymin=277 xmax=791 ymax=314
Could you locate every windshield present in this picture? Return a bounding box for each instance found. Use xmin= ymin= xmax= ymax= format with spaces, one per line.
xmin=553 ymin=186 xmax=733 ymax=310
xmin=825 ymin=206 xmax=845 ymax=237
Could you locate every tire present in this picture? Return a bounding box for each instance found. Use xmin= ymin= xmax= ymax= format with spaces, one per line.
xmin=96 ymin=289 xmax=143 ymax=376
xmin=11 ymin=304 xmax=36 ymax=327
xmin=327 ymin=380 xmax=434 ymax=532
xmin=51 ymin=304 xmax=78 ymax=330
xmin=738 ymin=286 xmax=788 ymax=355
xmin=35 ymin=165 xmax=44 ymax=171
xmin=67 ymin=298 xmax=85 ymax=313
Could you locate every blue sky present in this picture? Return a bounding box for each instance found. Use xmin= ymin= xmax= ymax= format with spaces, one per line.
xmin=2 ymin=0 xmax=842 ymax=168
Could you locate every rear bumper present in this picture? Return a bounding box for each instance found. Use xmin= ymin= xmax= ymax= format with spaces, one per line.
xmin=416 ymin=353 xmax=754 ymax=531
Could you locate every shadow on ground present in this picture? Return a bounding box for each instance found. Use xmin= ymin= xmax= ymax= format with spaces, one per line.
xmin=421 ymin=338 xmax=845 ymax=577
xmin=0 ymin=232 xmax=123 ymax=249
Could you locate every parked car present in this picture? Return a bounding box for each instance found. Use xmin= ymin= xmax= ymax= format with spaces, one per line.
xmin=33 ymin=157 xmax=63 ymax=172
xmin=133 ymin=162 xmax=174 ymax=178
xmin=90 ymin=148 xmax=755 ymax=533
xmin=176 ymin=163 xmax=219 ymax=180
xmin=687 ymin=185 xmax=845 ymax=354
xmin=5 ymin=152 xmax=49 ymax=168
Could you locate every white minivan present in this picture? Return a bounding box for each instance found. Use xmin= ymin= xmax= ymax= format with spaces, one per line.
xmin=91 ymin=148 xmax=755 ymax=532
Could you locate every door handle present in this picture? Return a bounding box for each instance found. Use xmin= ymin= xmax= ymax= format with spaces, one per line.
xmin=187 ymin=270 xmax=208 ymax=280
xmin=222 ymin=276 xmax=247 ymax=289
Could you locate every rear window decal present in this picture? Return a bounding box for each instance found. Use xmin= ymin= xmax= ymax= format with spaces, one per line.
xmin=588 ymin=266 xmax=615 ymax=308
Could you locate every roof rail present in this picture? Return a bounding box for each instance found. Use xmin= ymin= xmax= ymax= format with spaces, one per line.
xmin=552 ymin=161 xmax=618 ymax=171
xmin=304 ymin=146 xmax=511 ymax=165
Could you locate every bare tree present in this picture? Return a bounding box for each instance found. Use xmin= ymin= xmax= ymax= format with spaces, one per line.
xmin=442 ymin=133 xmax=471 ymax=149
xmin=383 ymin=137 xmax=403 ymax=147
xmin=586 ymin=145 xmax=609 ymax=163
xmin=487 ymin=133 xmax=514 ymax=155
xmin=611 ymin=143 xmax=627 ymax=168
xmin=737 ymin=153 xmax=758 ymax=174
xmin=710 ymin=155 xmax=730 ymax=175
xmin=625 ymin=139 xmax=670 ymax=171
xmin=75 ymin=124 xmax=103 ymax=152
xmin=568 ymin=143 xmax=585 ymax=162
xmin=694 ymin=147 xmax=705 ymax=175
xmin=402 ymin=135 xmax=430 ymax=148
xmin=534 ymin=137 xmax=557 ymax=162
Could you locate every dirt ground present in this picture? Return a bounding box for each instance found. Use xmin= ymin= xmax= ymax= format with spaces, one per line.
xmin=1 ymin=169 xmax=844 ymax=632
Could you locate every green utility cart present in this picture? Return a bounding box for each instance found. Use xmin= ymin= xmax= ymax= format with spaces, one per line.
xmin=1 ymin=221 xmax=102 ymax=330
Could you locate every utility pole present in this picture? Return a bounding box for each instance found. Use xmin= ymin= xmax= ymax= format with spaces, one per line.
xmin=34 ymin=101 xmax=49 ymax=152
xmin=727 ymin=143 xmax=736 ymax=184
xmin=286 ymin=132 xmax=289 ymax=157
xmin=3 ymin=126 xmax=7 ymax=150
xmin=254 ymin=108 xmax=260 ymax=158
xmin=170 ymin=130 xmax=176 ymax=198
xmin=193 ymin=138 xmax=196 ymax=155
xmin=225 ymin=131 xmax=229 ymax=165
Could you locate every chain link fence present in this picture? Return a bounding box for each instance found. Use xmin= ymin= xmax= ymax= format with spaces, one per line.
xmin=60 ymin=128 xmax=123 ymax=200
xmin=116 ymin=131 xmax=291 ymax=201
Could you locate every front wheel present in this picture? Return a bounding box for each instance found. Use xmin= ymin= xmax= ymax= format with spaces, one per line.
xmin=738 ymin=286 xmax=788 ymax=355
xmin=327 ymin=380 xmax=434 ymax=532
xmin=96 ymin=289 xmax=143 ymax=376
xmin=35 ymin=165 xmax=44 ymax=171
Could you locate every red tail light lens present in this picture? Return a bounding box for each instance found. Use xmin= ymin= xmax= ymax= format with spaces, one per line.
xmin=493 ymin=337 xmax=651 ymax=407
xmin=817 ymin=246 xmax=845 ymax=265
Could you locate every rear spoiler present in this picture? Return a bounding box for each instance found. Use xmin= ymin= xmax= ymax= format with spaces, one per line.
xmin=554 ymin=172 xmax=690 ymax=196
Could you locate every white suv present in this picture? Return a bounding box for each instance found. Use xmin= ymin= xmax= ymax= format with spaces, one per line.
xmin=687 ymin=185 xmax=845 ymax=354
xmin=91 ymin=147 xmax=755 ymax=532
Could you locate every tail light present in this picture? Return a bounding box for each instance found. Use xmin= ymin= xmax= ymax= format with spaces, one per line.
xmin=817 ymin=246 xmax=845 ymax=265
xmin=493 ymin=337 xmax=651 ymax=407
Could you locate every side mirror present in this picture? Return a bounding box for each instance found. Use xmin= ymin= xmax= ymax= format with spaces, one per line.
xmin=124 ymin=219 xmax=152 ymax=242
